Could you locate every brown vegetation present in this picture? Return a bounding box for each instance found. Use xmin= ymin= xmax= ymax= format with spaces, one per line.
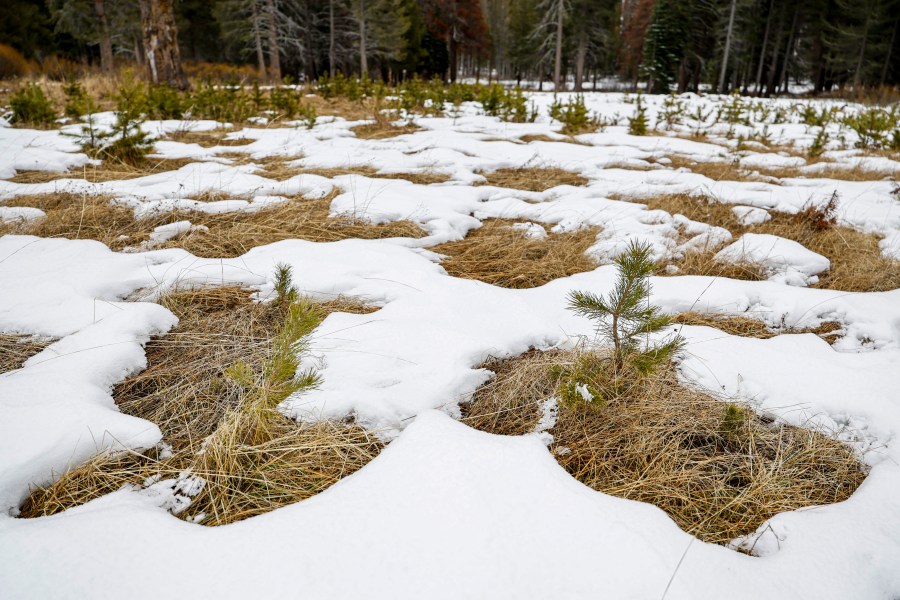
xmin=476 ymin=166 xmax=589 ymax=191
xmin=7 ymin=157 xmax=198 ymax=184
xmin=433 ymin=219 xmax=600 ymax=288
xmin=461 ymin=349 xmax=865 ymax=546
xmin=19 ymin=286 xmax=382 ymax=524
xmin=0 ymin=335 xmax=52 ymax=373
xmin=351 ymin=121 xmax=421 ymax=139
xmin=165 ymin=128 xmax=252 ymax=147
xmin=637 ymin=193 xmax=900 ymax=292
xmin=671 ymin=312 xmax=844 ymax=344
xmin=1 ymin=191 xmax=426 ymax=257
xmin=251 ymin=157 xmax=448 ymax=184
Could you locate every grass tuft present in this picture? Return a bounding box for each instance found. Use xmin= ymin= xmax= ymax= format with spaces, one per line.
xmin=637 ymin=193 xmax=900 ymax=292
xmin=19 ymin=286 xmax=382 ymax=524
xmin=7 ymin=157 xmax=197 ymax=184
xmin=433 ymin=219 xmax=600 ymax=288
xmin=0 ymin=335 xmax=52 ymax=373
xmin=462 ymin=349 xmax=865 ymax=546
xmin=1 ymin=191 xmax=426 ymax=256
xmin=476 ymin=166 xmax=588 ymax=191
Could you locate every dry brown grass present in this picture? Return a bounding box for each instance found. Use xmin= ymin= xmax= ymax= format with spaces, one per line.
xmin=7 ymin=157 xmax=198 ymax=184
xmin=0 ymin=335 xmax=52 ymax=373
xmin=1 ymin=191 xmax=426 ymax=256
xmin=252 ymin=157 xmax=449 ymax=185
xmin=662 ymin=155 xmax=772 ymax=183
xmin=301 ymin=94 xmax=374 ymax=121
xmin=433 ymin=219 xmax=600 ymax=288
xmin=165 ymin=128 xmax=252 ymax=147
xmin=19 ymin=286 xmax=383 ymax=524
xmin=0 ymin=193 xmax=165 ymax=250
xmin=772 ymin=163 xmax=898 ymax=182
xmin=650 ymin=152 xmax=896 ymax=183
xmin=670 ymin=312 xmax=775 ymax=338
xmin=461 ymin=349 xmax=865 ymax=546
xmin=476 ymin=166 xmax=589 ymax=192
xmin=162 ymin=193 xmax=425 ymax=258
xmin=670 ymin=248 xmax=768 ymax=281
xmin=519 ymin=133 xmax=590 ymax=146
xmin=671 ymin=312 xmax=844 ymax=344
xmin=351 ymin=122 xmax=421 ymax=139
xmin=636 ymin=193 xmax=900 ymax=292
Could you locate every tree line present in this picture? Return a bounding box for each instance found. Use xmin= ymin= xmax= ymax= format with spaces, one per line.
xmin=2 ymin=0 xmax=898 ymax=93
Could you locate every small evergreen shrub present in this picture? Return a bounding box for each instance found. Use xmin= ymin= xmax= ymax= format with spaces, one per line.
xmin=656 ymin=93 xmax=685 ymax=130
xmin=628 ymin=95 xmax=649 ymax=136
xmin=560 ymin=240 xmax=684 ymax=407
xmin=808 ymin=127 xmax=830 ymax=158
xmin=549 ymin=94 xmax=600 ymax=134
xmin=9 ymin=84 xmax=56 ymax=126
xmin=843 ymin=106 xmax=899 ymax=149
xmin=81 ymin=73 xmax=153 ymax=165
xmin=269 ymin=86 xmax=300 ymax=119
xmin=717 ymin=91 xmax=749 ymax=126
xmin=477 ymin=84 xmax=536 ymax=123
xmin=63 ymin=80 xmax=97 ymax=118
xmin=145 ymin=85 xmax=185 ymax=119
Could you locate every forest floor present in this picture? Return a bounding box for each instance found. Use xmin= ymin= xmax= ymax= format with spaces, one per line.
xmin=1 ymin=89 xmax=899 ymax=599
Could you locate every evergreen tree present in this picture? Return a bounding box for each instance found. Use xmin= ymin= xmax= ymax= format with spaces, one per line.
xmin=641 ymin=0 xmax=686 ymax=93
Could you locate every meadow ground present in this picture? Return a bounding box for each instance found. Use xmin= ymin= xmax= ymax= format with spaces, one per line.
xmin=1 ymin=85 xmax=899 ymax=599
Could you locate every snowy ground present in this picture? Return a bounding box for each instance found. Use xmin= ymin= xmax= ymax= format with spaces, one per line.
xmin=1 ymin=92 xmax=899 ymax=598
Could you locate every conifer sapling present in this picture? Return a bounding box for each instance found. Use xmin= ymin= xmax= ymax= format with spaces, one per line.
xmin=568 ymin=240 xmax=683 ymax=374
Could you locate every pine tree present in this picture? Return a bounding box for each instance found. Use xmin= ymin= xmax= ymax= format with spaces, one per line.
xmin=568 ymin=240 xmax=682 ymax=374
xmin=640 ymin=0 xmax=686 ymax=93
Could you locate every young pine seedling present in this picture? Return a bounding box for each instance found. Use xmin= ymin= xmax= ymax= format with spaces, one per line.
xmin=568 ymin=240 xmax=683 ymax=375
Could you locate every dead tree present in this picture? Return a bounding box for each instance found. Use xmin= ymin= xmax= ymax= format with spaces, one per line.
xmin=137 ymin=0 xmax=188 ymax=90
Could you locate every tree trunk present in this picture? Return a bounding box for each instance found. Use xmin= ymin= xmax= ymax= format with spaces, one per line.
xmin=133 ymin=36 xmax=144 ymax=66
xmin=811 ymin=24 xmax=825 ymax=94
xmin=358 ymin=0 xmax=368 ymax=77
xmin=779 ymin=9 xmax=799 ymax=94
xmin=753 ymin=0 xmax=774 ymax=95
xmin=718 ymin=0 xmax=738 ymax=93
xmin=574 ymin=35 xmax=587 ymax=91
xmin=252 ymin=1 xmax=267 ymax=82
xmin=765 ymin=6 xmax=785 ymax=96
xmin=553 ymin=0 xmax=564 ymax=90
xmin=93 ymin=0 xmax=114 ymax=73
xmin=853 ymin=15 xmax=871 ymax=89
xmin=137 ymin=0 xmax=188 ymax=90
xmin=880 ymin=18 xmax=899 ymax=86
xmin=263 ymin=0 xmax=282 ymax=82
xmin=329 ymin=0 xmax=336 ymax=76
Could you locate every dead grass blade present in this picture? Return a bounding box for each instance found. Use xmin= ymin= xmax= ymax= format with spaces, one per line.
xmin=671 ymin=312 xmax=844 ymax=344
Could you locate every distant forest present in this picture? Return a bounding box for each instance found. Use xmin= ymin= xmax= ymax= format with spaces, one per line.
xmin=2 ymin=0 xmax=898 ymax=93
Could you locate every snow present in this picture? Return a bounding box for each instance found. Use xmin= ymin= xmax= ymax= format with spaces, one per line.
xmin=2 ymin=411 xmax=900 ymax=600
xmin=0 ymin=206 xmax=45 ymax=226
xmin=732 ymin=205 xmax=771 ymax=226
xmin=715 ymin=233 xmax=831 ymax=286
xmin=2 ymin=91 xmax=900 ymax=598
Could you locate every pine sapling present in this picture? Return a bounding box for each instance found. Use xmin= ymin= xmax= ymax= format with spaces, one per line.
xmin=568 ymin=240 xmax=683 ymax=374
xmin=628 ymin=95 xmax=649 ymax=136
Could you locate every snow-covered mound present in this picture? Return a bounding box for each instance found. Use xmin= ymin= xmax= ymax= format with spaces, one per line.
xmin=715 ymin=233 xmax=831 ymax=286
